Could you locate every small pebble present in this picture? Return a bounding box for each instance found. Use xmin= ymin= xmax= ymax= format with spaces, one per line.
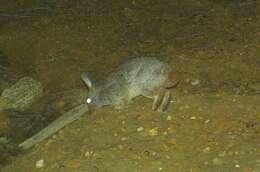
xmin=204 ymin=119 xmax=210 ymax=123
xmin=118 ymin=145 xmax=124 ymax=150
xmin=190 ymin=116 xmax=196 ymax=120
xmin=202 ymin=147 xmax=211 ymax=153
xmin=166 ymin=115 xmax=172 ymax=121
xmin=148 ymin=127 xmax=158 ymax=136
xmin=191 ymin=79 xmax=200 ymax=86
xmin=85 ymin=151 xmax=94 ymax=157
xmin=165 ymin=155 xmax=171 ymax=159
xmin=137 ymin=126 xmax=144 ymax=132
xmin=35 ymin=159 xmax=45 ymax=169
xmin=121 ymin=137 xmax=127 ymax=141
xmin=235 ymin=164 xmax=240 ymax=168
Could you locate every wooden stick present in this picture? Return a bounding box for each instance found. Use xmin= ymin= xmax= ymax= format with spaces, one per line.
xmin=19 ymin=104 xmax=89 ymax=150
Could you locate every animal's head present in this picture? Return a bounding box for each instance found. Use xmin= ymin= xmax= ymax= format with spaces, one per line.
xmin=81 ymin=72 xmax=101 ymax=111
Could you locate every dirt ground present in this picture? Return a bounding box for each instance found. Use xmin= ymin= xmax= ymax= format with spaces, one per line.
xmin=0 ymin=0 xmax=259 ymax=171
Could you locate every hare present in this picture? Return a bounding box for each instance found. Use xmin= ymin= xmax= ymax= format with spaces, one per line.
xmin=81 ymin=57 xmax=179 ymax=112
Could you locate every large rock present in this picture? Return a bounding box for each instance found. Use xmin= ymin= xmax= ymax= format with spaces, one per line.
xmin=0 ymin=77 xmax=43 ymax=112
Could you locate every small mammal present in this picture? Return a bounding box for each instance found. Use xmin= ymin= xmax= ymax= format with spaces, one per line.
xmin=81 ymin=57 xmax=179 ymax=112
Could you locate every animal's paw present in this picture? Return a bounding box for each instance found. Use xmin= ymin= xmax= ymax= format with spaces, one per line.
xmin=152 ymin=90 xmax=171 ymax=112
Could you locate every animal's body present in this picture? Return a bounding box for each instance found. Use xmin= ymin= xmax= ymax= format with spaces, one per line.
xmin=81 ymin=57 xmax=178 ymax=112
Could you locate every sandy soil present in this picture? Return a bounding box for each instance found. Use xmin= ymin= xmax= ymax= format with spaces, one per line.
xmin=0 ymin=0 xmax=259 ymax=171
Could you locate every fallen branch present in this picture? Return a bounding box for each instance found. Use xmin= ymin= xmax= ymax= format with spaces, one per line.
xmin=19 ymin=104 xmax=89 ymax=150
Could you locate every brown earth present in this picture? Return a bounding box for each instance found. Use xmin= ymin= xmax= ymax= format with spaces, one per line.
xmin=0 ymin=0 xmax=259 ymax=171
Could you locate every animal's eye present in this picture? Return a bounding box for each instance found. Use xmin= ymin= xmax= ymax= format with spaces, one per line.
xmin=86 ymin=98 xmax=92 ymax=104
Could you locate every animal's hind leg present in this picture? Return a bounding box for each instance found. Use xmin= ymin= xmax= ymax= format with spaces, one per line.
xmin=158 ymin=90 xmax=171 ymax=112
xmin=152 ymin=89 xmax=164 ymax=111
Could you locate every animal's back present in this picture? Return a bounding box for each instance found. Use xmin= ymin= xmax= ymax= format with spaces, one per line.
xmin=106 ymin=57 xmax=170 ymax=99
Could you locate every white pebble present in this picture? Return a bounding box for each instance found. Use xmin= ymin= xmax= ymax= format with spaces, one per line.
xmin=191 ymin=79 xmax=200 ymax=86
xmin=85 ymin=151 xmax=91 ymax=157
xmin=137 ymin=126 xmax=144 ymax=132
xmin=121 ymin=137 xmax=127 ymax=141
xmin=204 ymin=119 xmax=210 ymax=123
xmin=166 ymin=115 xmax=172 ymax=121
xmin=235 ymin=164 xmax=240 ymax=168
xmin=85 ymin=151 xmax=94 ymax=157
xmin=35 ymin=159 xmax=45 ymax=169
xmin=190 ymin=116 xmax=196 ymax=120
xmin=202 ymin=147 xmax=211 ymax=153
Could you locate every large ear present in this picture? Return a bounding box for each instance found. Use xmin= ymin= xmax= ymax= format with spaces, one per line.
xmin=81 ymin=72 xmax=92 ymax=89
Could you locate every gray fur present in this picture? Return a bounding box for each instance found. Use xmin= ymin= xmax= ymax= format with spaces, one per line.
xmin=81 ymin=57 xmax=174 ymax=111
